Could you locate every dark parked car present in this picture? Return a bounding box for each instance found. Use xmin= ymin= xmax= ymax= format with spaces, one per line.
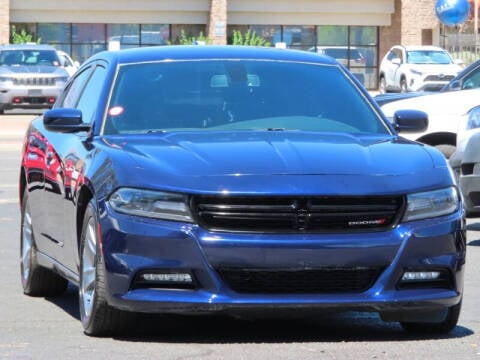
xmin=19 ymin=45 xmax=465 ymax=336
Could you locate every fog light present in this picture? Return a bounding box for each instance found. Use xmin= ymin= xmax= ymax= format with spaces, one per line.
xmin=401 ymin=271 xmax=441 ymax=282
xmin=48 ymin=97 xmax=56 ymax=104
xmin=13 ymin=97 xmax=22 ymax=103
xmin=141 ymin=272 xmax=193 ymax=283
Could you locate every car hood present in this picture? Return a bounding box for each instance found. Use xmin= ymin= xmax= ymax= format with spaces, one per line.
xmin=0 ymin=65 xmax=66 ymax=75
xmin=381 ymin=88 xmax=480 ymax=117
xmin=100 ymin=132 xmax=451 ymax=195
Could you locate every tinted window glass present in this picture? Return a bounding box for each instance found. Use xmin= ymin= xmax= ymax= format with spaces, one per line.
xmin=57 ymin=66 xmax=92 ymax=108
xmin=105 ymin=61 xmax=387 ymax=136
xmin=76 ymin=65 xmax=107 ymax=123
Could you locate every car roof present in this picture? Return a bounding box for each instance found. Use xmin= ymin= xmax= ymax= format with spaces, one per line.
xmin=0 ymin=44 xmax=57 ymax=51
xmin=88 ymin=45 xmax=340 ymax=66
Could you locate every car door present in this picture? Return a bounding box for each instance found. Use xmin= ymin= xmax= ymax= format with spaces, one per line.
xmin=60 ymin=63 xmax=109 ymax=272
xmin=40 ymin=64 xmax=95 ymax=272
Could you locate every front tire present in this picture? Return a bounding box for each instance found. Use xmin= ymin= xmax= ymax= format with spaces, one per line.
xmin=379 ymin=76 xmax=387 ymax=94
xmin=400 ymin=78 xmax=408 ymax=93
xmin=79 ymin=200 xmax=132 ymax=336
xmin=20 ymin=190 xmax=68 ymax=296
xmin=400 ymin=301 xmax=462 ymax=334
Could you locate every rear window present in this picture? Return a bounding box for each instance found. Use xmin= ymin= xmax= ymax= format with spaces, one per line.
xmin=104 ymin=60 xmax=388 ymax=135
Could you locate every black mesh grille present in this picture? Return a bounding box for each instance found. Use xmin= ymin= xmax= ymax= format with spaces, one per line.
xmin=423 ymin=75 xmax=455 ymax=82
xmin=191 ymin=195 xmax=405 ymax=233
xmin=216 ymin=267 xmax=384 ymax=294
xmin=13 ymin=77 xmax=56 ymax=86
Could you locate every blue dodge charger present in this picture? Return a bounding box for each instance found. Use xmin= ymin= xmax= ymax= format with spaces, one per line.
xmin=19 ymin=45 xmax=465 ymax=336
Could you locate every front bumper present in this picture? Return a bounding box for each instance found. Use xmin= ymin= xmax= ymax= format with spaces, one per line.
xmin=98 ymin=207 xmax=466 ymax=319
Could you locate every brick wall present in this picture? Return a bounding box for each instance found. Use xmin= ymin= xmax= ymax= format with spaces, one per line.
xmin=401 ymin=0 xmax=438 ymax=45
xmin=207 ymin=0 xmax=227 ymax=45
xmin=379 ymin=0 xmax=439 ymax=60
xmin=0 ymin=0 xmax=9 ymax=45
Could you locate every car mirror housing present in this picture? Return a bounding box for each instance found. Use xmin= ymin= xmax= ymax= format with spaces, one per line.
xmin=393 ymin=109 xmax=428 ymax=133
xmin=392 ymin=58 xmax=402 ymax=66
xmin=43 ymin=108 xmax=91 ymax=133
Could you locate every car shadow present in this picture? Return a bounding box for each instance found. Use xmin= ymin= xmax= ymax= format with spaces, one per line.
xmin=467 ymin=221 xmax=480 ymax=246
xmin=45 ymin=284 xmax=473 ymax=343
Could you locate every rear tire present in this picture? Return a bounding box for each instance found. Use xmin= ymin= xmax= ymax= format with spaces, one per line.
xmin=20 ymin=190 xmax=68 ymax=296
xmin=79 ymin=200 xmax=133 ymax=336
xmin=400 ymin=301 xmax=461 ymax=334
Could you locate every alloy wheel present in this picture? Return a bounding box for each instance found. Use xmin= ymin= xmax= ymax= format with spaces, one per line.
xmin=80 ymin=218 xmax=97 ymax=320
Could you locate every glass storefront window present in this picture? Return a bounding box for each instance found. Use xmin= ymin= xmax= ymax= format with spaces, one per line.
xmin=141 ymin=24 xmax=169 ymax=45
xmin=317 ymin=26 xmax=348 ymax=46
xmin=108 ymin=24 xmax=140 ymax=45
xmin=350 ymin=26 xmax=377 ymax=46
xmin=72 ymin=44 xmax=106 ymax=63
xmin=72 ymin=24 xmax=105 ymax=44
xmin=249 ymin=25 xmax=281 ymax=45
xmin=38 ymin=23 xmax=71 ymax=44
xmin=283 ymin=26 xmax=315 ymax=47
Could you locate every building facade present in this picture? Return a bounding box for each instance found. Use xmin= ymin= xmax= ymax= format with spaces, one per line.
xmin=0 ymin=0 xmax=441 ymax=89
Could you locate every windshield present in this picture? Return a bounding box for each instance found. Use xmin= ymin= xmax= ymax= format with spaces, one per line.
xmin=0 ymin=49 xmax=61 ymax=66
xmin=104 ymin=60 xmax=389 ymax=135
xmin=406 ymin=50 xmax=453 ymax=65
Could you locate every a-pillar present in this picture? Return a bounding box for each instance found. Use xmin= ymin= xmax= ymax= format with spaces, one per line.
xmin=207 ymin=0 xmax=227 ymax=45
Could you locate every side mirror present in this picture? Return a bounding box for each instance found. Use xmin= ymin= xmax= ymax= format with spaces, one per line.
xmin=392 ymin=58 xmax=402 ymax=66
xmin=393 ymin=109 xmax=428 ymax=133
xmin=44 ymin=108 xmax=91 ymax=133
xmin=448 ymin=80 xmax=461 ymax=91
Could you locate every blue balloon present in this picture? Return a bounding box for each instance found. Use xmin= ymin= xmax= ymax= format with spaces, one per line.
xmin=436 ymin=0 xmax=470 ymax=26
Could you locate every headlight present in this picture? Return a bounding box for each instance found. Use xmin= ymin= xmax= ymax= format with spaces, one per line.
xmin=402 ymin=187 xmax=459 ymax=222
xmin=464 ymin=105 xmax=480 ymax=131
xmin=108 ymin=188 xmax=193 ymax=222
xmin=410 ymin=69 xmax=423 ymax=76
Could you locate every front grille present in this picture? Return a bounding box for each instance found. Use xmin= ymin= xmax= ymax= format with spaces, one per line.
xmin=424 ymin=75 xmax=455 ymax=82
xmin=13 ymin=77 xmax=56 ymax=86
xmin=216 ymin=267 xmax=384 ymax=294
xmin=191 ymin=195 xmax=405 ymax=233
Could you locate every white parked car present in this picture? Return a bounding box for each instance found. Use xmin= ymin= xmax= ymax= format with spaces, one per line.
xmin=56 ymin=50 xmax=79 ymax=77
xmin=379 ymin=45 xmax=462 ymax=93
xmin=380 ymin=87 xmax=480 ymax=158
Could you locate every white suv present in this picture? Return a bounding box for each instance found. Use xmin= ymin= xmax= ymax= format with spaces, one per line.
xmin=379 ymin=45 xmax=462 ymax=93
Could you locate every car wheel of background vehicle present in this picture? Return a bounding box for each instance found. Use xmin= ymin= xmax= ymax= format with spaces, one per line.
xmin=20 ymin=190 xmax=68 ymax=296
xmin=400 ymin=301 xmax=461 ymax=334
xmin=0 ymin=107 xmax=4 ymax=115
xmin=400 ymin=78 xmax=408 ymax=93
xmin=79 ymin=200 xmax=132 ymax=336
xmin=435 ymin=144 xmax=456 ymax=159
xmin=379 ymin=76 xmax=387 ymax=94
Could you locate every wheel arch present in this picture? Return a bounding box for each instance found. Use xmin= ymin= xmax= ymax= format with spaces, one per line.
xmin=76 ymin=186 xmax=94 ymax=254
xmin=19 ymin=167 xmax=26 ymax=207
xmin=416 ymin=132 xmax=457 ymax=147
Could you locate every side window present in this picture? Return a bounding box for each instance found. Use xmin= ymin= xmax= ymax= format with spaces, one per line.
xmin=57 ymin=66 xmax=92 ymax=108
xmin=76 ymin=65 xmax=107 ymax=124
xmin=462 ymin=68 xmax=480 ymax=90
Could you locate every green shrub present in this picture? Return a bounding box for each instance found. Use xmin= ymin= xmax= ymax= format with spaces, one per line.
xmin=231 ymin=30 xmax=271 ymax=47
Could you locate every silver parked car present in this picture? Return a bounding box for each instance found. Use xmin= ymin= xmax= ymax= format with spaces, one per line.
xmin=0 ymin=44 xmax=69 ymax=114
